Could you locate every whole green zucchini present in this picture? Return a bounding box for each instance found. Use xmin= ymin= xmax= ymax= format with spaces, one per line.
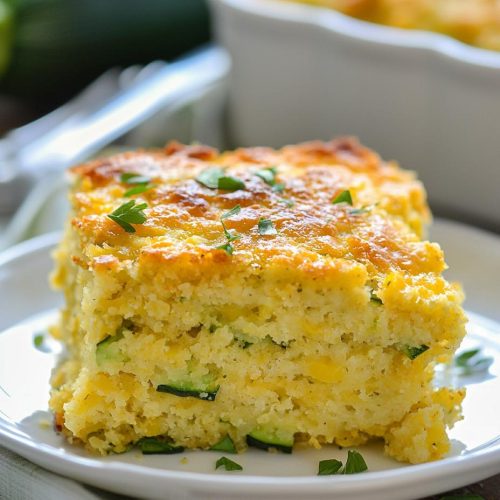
xmin=0 ymin=0 xmax=12 ymax=76
xmin=0 ymin=0 xmax=210 ymax=104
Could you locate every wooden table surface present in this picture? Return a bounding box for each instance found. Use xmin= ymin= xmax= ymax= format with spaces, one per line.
xmin=424 ymin=475 xmax=500 ymax=499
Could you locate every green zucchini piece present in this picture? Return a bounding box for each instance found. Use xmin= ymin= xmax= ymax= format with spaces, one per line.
xmin=156 ymin=377 xmax=219 ymax=401
xmin=95 ymin=320 xmax=134 ymax=365
xmin=96 ymin=332 xmax=124 ymax=366
xmin=369 ymin=291 xmax=383 ymax=305
xmin=246 ymin=427 xmax=294 ymax=454
xmin=210 ymin=435 xmax=236 ymax=453
xmin=399 ymin=344 xmax=429 ymax=360
xmin=138 ymin=437 xmax=184 ymax=455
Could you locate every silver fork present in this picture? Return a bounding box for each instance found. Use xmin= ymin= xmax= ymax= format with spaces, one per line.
xmin=0 ymin=45 xmax=230 ymax=215
xmin=0 ymin=61 xmax=167 ymax=166
xmin=0 ymin=69 xmax=123 ymax=179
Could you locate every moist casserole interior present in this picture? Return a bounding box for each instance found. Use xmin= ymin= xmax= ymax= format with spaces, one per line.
xmin=50 ymin=137 xmax=466 ymax=464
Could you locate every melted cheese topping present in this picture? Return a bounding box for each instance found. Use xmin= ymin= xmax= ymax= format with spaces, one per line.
xmin=70 ymin=137 xmax=438 ymax=280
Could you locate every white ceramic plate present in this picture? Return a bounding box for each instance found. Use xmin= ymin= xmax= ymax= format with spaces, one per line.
xmin=1 ymin=221 xmax=500 ymax=500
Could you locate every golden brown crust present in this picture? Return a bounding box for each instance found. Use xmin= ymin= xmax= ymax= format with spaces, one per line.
xmin=69 ymin=137 xmax=437 ymax=277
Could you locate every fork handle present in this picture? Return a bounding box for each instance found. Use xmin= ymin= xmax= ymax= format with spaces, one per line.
xmin=19 ymin=45 xmax=231 ymax=174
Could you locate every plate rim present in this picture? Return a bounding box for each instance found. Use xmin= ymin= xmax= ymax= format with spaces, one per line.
xmin=1 ymin=221 xmax=500 ymax=497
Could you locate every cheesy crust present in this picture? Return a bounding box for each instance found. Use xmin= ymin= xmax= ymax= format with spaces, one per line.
xmin=50 ymin=137 xmax=466 ymax=463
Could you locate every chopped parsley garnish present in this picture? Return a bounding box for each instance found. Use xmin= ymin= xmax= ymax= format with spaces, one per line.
xmin=332 ymin=190 xmax=353 ymax=205
xmin=280 ymin=198 xmax=295 ymax=207
xmin=216 ymin=242 xmax=235 ymax=255
xmin=401 ymin=344 xmax=429 ymax=360
xmin=218 ymin=176 xmax=245 ymax=191
xmin=210 ymin=435 xmax=237 ymax=454
xmin=196 ymin=167 xmax=245 ymax=191
xmin=343 ymin=450 xmax=368 ymax=474
xmin=215 ymin=456 xmax=243 ymax=471
xmin=318 ymin=459 xmax=343 ymax=475
xmin=33 ymin=333 xmax=44 ymax=348
xmin=255 ymin=166 xmax=284 ymax=192
xmin=124 ymin=184 xmax=154 ymax=197
xmin=255 ymin=166 xmax=276 ymax=185
xmin=196 ymin=167 xmax=224 ymax=188
xmin=120 ymin=172 xmax=150 ymax=184
xmin=317 ymin=450 xmax=368 ymax=475
xmin=258 ymin=218 xmax=277 ymax=236
xmin=120 ymin=172 xmax=155 ymax=197
xmin=216 ymin=205 xmax=241 ymax=255
xmin=138 ymin=437 xmax=184 ymax=455
xmin=221 ymin=205 xmax=241 ymax=221
xmin=455 ymin=349 xmax=481 ymax=367
xmin=107 ymin=200 xmax=147 ymax=233
xmin=454 ymin=348 xmax=493 ymax=374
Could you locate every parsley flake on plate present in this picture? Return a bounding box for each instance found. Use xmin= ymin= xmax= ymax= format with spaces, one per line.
xmin=107 ymin=200 xmax=147 ymax=233
xmin=33 ymin=333 xmax=44 ymax=348
xmin=215 ymin=456 xmax=243 ymax=471
xmin=454 ymin=348 xmax=493 ymax=374
xmin=318 ymin=459 xmax=343 ymax=475
xmin=343 ymin=450 xmax=368 ymax=474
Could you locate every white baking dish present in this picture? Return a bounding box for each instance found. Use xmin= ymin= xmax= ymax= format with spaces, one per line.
xmin=212 ymin=0 xmax=500 ymax=229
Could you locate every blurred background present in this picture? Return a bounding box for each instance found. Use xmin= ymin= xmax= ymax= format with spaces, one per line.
xmin=1 ymin=0 xmax=500 ymax=249
xmin=0 ymin=0 xmax=211 ymax=132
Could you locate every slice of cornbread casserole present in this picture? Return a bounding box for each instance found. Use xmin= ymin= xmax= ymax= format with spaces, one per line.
xmin=50 ymin=137 xmax=466 ymax=464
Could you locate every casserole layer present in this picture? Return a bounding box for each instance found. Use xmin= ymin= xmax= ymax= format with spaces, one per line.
xmin=50 ymin=138 xmax=466 ymax=463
